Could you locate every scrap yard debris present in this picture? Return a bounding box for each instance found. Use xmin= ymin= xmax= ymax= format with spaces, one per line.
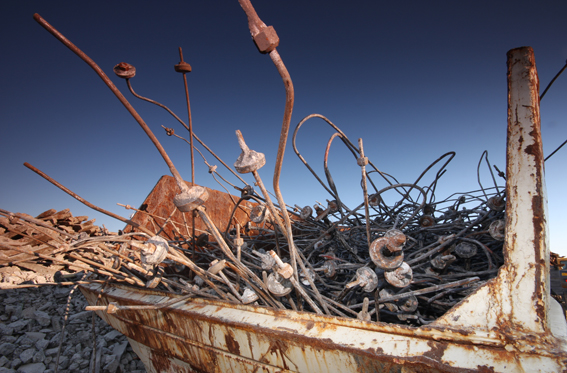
xmin=4 ymin=0 xmax=566 ymax=344
xmin=0 ymin=171 xmax=548 ymax=327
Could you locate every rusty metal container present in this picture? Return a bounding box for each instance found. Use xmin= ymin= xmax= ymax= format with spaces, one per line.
xmin=80 ymin=47 xmax=567 ymax=372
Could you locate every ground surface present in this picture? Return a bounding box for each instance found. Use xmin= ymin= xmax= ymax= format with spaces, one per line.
xmin=0 ymin=269 xmax=147 ymax=373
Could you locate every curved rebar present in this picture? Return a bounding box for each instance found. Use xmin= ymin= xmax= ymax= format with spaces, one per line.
xmin=293 ymin=114 xmax=397 ymax=194
xmin=540 ymin=59 xmax=567 ymax=100
xmin=323 ymin=132 xmax=346 ymax=217
xmin=477 ymin=150 xmax=501 ymax=200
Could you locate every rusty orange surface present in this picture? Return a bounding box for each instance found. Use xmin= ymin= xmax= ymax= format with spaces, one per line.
xmin=123 ymin=175 xmax=257 ymax=243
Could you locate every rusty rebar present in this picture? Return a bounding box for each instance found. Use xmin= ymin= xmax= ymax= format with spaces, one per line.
xmin=358 ymin=138 xmax=371 ymax=248
xmin=33 ymin=14 xmax=188 ymax=194
xmin=23 ymin=162 xmax=155 ymax=236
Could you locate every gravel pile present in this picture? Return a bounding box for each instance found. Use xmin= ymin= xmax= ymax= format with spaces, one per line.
xmin=0 ymin=268 xmax=147 ymax=373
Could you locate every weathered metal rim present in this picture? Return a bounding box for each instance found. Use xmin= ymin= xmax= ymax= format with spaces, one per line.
xmin=80 ymin=282 xmax=502 ymax=347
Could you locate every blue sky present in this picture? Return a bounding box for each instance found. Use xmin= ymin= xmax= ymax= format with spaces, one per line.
xmin=2 ymin=1 xmax=567 ymax=255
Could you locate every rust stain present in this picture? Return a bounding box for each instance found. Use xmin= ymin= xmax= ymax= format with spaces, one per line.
xmin=246 ymin=331 xmax=255 ymax=361
xmin=366 ymin=346 xmax=384 ymax=355
xmin=475 ymin=366 xmax=496 ymax=373
xmin=268 ymin=339 xmax=293 ymax=370
xmin=532 ymin=194 xmax=546 ymax=324
xmin=225 ymin=330 xmax=241 ymax=356
xmin=422 ymin=340 xmax=447 ymax=362
xmin=526 ymin=79 xmax=546 ymax=328
xmin=524 ymin=144 xmax=536 ymax=156
xmin=149 ymin=349 xmax=173 ymax=372
xmin=209 ymin=323 xmax=216 ymax=347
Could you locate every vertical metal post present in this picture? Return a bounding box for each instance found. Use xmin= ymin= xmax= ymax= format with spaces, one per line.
xmin=505 ymin=46 xmax=549 ymax=332
xmin=434 ymin=47 xmax=553 ymax=337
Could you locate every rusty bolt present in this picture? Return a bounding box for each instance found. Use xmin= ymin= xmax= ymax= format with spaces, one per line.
xmin=346 ymin=267 xmax=378 ymax=293
xmin=300 ymin=205 xmax=313 ymax=220
xmin=327 ymin=200 xmax=339 ymax=214
xmin=357 ymin=156 xmax=369 ymax=167
xmin=250 ymin=250 xmax=276 ymax=270
xmin=113 ymin=62 xmax=136 ymax=79
xmin=315 ymin=205 xmax=330 ymax=221
xmin=369 ymin=229 xmax=406 ymax=270
xmin=430 ymin=254 xmax=456 ymax=271
xmin=423 ymin=204 xmax=435 ymax=215
xmin=253 ymin=26 xmax=279 ymax=54
xmin=313 ymin=240 xmax=326 ymax=251
xmin=233 ymin=236 xmax=244 ymax=249
xmin=321 ymin=260 xmax=337 ymax=279
xmin=8 ymin=214 xmax=19 ymax=225
xmin=241 ymin=185 xmax=255 ymax=198
xmin=268 ymin=250 xmax=293 ymax=279
xmin=174 ymin=61 xmax=192 ymax=73
xmin=196 ymin=233 xmax=209 ymax=247
xmin=315 ymin=200 xmax=338 ymax=221
xmin=454 ymin=242 xmax=477 ymax=259
xmin=208 ymin=259 xmax=242 ymax=301
xmin=106 ymin=302 xmax=119 ymax=314
xmin=486 ymin=195 xmax=505 ymax=211
xmin=384 ymin=262 xmax=413 ymax=288
xmin=250 ymin=204 xmax=270 ymax=223
xmin=368 ymin=194 xmax=381 ymax=207
xmin=173 ymin=186 xmax=209 ymax=212
xmin=357 ymin=297 xmax=371 ymax=322
xmin=266 ymin=272 xmax=292 ymax=297
xmin=234 ymin=130 xmax=266 ymax=173
xmin=418 ymin=215 xmax=435 ymax=227
xmin=207 ymin=259 xmax=227 ymax=275
xmin=399 ymin=295 xmax=418 ymax=313
xmin=489 ymin=219 xmax=505 ymax=241
xmin=276 ymin=263 xmax=293 ymax=279
xmin=241 ymin=287 xmax=259 ymax=304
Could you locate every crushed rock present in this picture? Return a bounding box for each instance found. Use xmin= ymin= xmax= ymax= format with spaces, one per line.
xmin=0 ymin=277 xmax=146 ymax=373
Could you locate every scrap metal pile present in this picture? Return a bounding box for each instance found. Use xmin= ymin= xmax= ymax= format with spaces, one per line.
xmin=3 ymin=0 xmax=515 ymax=328
xmin=153 ymin=153 xmax=508 ymax=327
xmin=2 ymin=137 xmax=508 ymax=328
